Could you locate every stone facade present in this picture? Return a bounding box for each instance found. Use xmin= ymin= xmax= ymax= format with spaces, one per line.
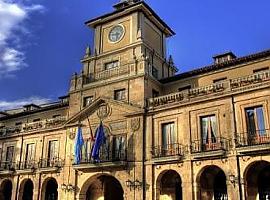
xmin=0 ymin=1 xmax=270 ymax=200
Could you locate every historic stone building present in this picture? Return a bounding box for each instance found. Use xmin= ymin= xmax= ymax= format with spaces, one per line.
xmin=0 ymin=0 xmax=270 ymax=200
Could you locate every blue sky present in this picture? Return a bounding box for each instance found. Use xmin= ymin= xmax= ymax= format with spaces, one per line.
xmin=0 ymin=0 xmax=270 ymax=110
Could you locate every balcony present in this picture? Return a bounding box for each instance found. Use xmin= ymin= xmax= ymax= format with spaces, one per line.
xmin=84 ymin=65 xmax=130 ymax=84
xmin=23 ymin=116 xmax=67 ymax=131
xmin=16 ymin=160 xmax=37 ymax=174
xmin=73 ymin=149 xmax=127 ymax=171
xmin=191 ymin=137 xmax=230 ymax=159
xmin=0 ymin=117 xmax=67 ymax=137
xmin=236 ymin=130 xmax=270 ymax=154
xmin=151 ymin=143 xmax=184 ymax=163
xmin=38 ymin=157 xmax=63 ymax=173
xmin=0 ymin=161 xmax=16 ymax=175
xmin=0 ymin=126 xmax=21 ymax=137
xmin=230 ymin=70 xmax=270 ymax=89
xmin=148 ymin=70 xmax=270 ymax=108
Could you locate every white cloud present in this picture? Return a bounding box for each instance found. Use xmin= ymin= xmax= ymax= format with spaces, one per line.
xmin=0 ymin=96 xmax=51 ymax=111
xmin=0 ymin=0 xmax=45 ymax=78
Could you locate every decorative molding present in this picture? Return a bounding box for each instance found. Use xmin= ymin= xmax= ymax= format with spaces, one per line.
xmin=131 ymin=118 xmax=140 ymax=131
xmin=69 ymin=130 xmax=76 ymax=140
xmin=97 ymin=103 xmax=111 ymax=120
xmin=109 ymin=121 xmax=127 ymax=131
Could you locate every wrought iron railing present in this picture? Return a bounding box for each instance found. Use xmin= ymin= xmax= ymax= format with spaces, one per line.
xmin=191 ymin=137 xmax=230 ymax=153
xmin=17 ymin=160 xmax=37 ymax=170
xmin=0 ymin=161 xmax=16 ymax=171
xmin=38 ymin=157 xmax=63 ymax=168
xmin=151 ymin=143 xmax=184 ymax=158
xmin=77 ymin=148 xmax=127 ymax=165
xmin=236 ymin=130 xmax=270 ymax=147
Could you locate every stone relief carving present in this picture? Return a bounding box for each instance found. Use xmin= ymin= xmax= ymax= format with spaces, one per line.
xmin=97 ymin=103 xmax=111 ymax=120
xmin=131 ymin=118 xmax=140 ymax=131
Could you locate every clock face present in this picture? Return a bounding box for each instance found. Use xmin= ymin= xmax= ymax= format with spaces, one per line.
xmin=108 ymin=25 xmax=125 ymax=43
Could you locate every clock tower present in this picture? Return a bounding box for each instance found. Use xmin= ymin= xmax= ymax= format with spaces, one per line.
xmin=69 ymin=0 xmax=177 ymax=115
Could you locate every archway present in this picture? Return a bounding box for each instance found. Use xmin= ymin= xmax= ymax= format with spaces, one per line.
xmin=81 ymin=175 xmax=123 ymax=200
xmin=197 ymin=166 xmax=228 ymax=200
xmin=0 ymin=179 xmax=12 ymax=200
xmin=245 ymin=161 xmax=270 ymax=200
xmin=42 ymin=178 xmax=58 ymax=200
xmin=21 ymin=179 xmax=34 ymax=200
xmin=157 ymin=170 xmax=182 ymax=200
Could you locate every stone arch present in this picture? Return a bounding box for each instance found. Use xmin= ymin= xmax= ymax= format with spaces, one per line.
xmin=41 ymin=177 xmax=58 ymax=200
xmin=79 ymin=174 xmax=124 ymax=200
xmin=0 ymin=179 xmax=13 ymax=200
xmin=18 ymin=178 xmax=34 ymax=200
xmin=243 ymin=160 xmax=270 ymax=200
xmin=196 ymin=165 xmax=228 ymax=200
xmin=156 ymin=169 xmax=182 ymax=200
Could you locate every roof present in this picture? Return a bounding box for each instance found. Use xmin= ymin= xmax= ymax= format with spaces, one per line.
xmin=85 ymin=1 xmax=175 ymax=37
xmin=213 ymin=51 xmax=237 ymax=59
xmin=160 ymin=49 xmax=270 ymax=84
xmin=0 ymin=101 xmax=69 ymax=121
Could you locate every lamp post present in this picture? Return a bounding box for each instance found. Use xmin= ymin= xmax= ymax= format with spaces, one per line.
xmin=61 ymin=183 xmax=76 ymax=192
xmin=125 ymin=179 xmax=143 ymax=190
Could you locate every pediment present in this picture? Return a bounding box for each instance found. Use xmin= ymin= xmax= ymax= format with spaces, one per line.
xmin=65 ymin=97 xmax=143 ymax=126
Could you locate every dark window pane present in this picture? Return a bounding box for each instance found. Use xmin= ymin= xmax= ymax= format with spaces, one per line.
xmin=256 ymin=107 xmax=266 ymax=135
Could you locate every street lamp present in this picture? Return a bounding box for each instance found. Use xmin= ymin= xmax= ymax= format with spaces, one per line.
xmin=125 ymin=179 xmax=142 ymax=190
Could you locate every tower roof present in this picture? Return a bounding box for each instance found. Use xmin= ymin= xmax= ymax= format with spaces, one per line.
xmin=85 ymin=1 xmax=175 ymax=37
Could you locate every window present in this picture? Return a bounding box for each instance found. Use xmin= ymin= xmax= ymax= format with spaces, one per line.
xmin=162 ymin=122 xmax=176 ymax=148
xmin=245 ymin=106 xmax=266 ymax=136
xmin=5 ymin=146 xmax=14 ymax=162
xmin=25 ymin=143 xmax=35 ymax=163
xmin=83 ymin=96 xmax=93 ymax=107
xmin=47 ymin=140 xmax=59 ymax=161
xmin=33 ymin=118 xmax=40 ymax=122
xmin=213 ymin=77 xmax=227 ymax=83
xmin=152 ymin=89 xmax=159 ymax=98
xmin=112 ymin=136 xmax=126 ymax=160
xmin=105 ymin=60 xmax=119 ymax=70
xmin=114 ymin=89 xmax=126 ymax=100
xmin=253 ymin=67 xmax=269 ymax=74
xmin=201 ymin=115 xmax=217 ymax=145
xmin=152 ymin=66 xmax=158 ymax=79
xmin=178 ymin=85 xmax=191 ymax=92
xmin=52 ymin=114 xmax=61 ymax=118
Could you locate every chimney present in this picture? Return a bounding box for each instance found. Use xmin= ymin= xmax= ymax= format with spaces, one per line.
xmin=213 ymin=51 xmax=237 ymax=64
xmin=113 ymin=0 xmax=141 ymax=10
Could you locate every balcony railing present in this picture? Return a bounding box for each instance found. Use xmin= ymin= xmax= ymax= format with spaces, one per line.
xmin=191 ymin=137 xmax=229 ymax=153
xmin=17 ymin=160 xmax=37 ymax=171
xmin=23 ymin=116 xmax=67 ymax=131
xmin=76 ymin=148 xmax=127 ymax=165
xmin=84 ymin=65 xmax=130 ymax=84
xmin=230 ymin=70 xmax=270 ymax=89
xmin=0 ymin=117 xmax=67 ymax=137
xmin=0 ymin=126 xmax=21 ymax=136
xmin=236 ymin=130 xmax=270 ymax=147
xmin=148 ymin=70 xmax=270 ymax=108
xmin=0 ymin=161 xmax=16 ymax=171
xmin=151 ymin=143 xmax=184 ymax=158
xmin=38 ymin=157 xmax=63 ymax=168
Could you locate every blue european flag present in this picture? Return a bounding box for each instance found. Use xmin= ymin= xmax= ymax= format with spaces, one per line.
xmin=91 ymin=122 xmax=106 ymax=161
xmin=74 ymin=127 xmax=84 ymax=164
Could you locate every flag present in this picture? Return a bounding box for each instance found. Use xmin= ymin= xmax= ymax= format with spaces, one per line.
xmin=91 ymin=122 xmax=106 ymax=161
xmin=87 ymin=116 xmax=95 ymax=141
xmin=74 ymin=127 xmax=84 ymax=164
